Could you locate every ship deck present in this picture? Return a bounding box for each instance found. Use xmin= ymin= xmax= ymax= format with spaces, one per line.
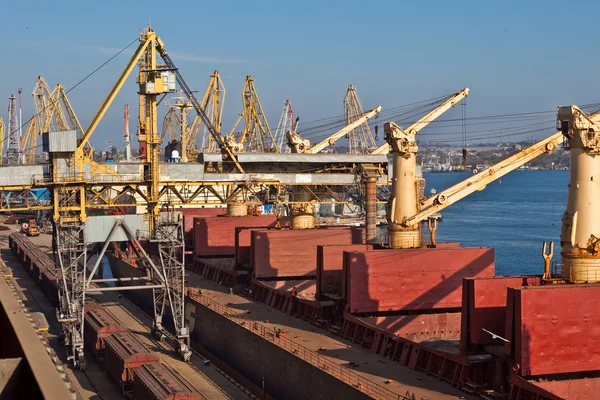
xmin=185 ymin=268 xmax=477 ymax=399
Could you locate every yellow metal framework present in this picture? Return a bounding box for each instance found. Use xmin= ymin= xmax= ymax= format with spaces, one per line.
xmin=227 ymin=76 xmax=277 ymax=152
xmin=161 ymin=70 xmax=226 ymax=162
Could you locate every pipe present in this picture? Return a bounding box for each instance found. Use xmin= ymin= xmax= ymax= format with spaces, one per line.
xmin=90 ymin=277 xmax=151 ymax=283
xmin=86 ymin=285 xmax=164 ymax=292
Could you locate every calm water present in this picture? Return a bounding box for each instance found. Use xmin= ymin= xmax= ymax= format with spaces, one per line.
xmin=421 ymin=170 xmax=568 ymax=276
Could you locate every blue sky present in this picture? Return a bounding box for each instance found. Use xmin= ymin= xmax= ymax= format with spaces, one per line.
xmin=1 ymin=0 xmax=599 ymax=149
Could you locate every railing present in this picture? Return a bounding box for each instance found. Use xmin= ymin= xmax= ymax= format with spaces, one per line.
xmin=187 ymin=290 xmax=414 ymax=400
xmin=552 ymin=261 xmax=600 ymax=282
xmin=30 ymin=172 xmax=144 ymax=185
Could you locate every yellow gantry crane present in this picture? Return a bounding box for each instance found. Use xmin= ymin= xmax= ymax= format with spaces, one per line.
xmin=196 ymin=70 xmax=226 ymax=154
xmin=22 ymin=77 xmax=111 ymax=173
xmin=227 ymin=76 xmax=277 ymax=152
xmin=47 ymin=28 xmax=244 ymax=369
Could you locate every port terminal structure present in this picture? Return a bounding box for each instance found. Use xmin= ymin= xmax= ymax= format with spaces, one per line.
xmin=3 ymin=25 xmax=598 ymax=399
xmin=0 ymin=27 xmax=483 ymax=372
xmin=0 ymin=28 xmax=390 ymax=373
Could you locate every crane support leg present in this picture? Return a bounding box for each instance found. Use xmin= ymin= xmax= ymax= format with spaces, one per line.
xmin=153 ymin=216 xmax=191 ymax=360
xmin=55 ymin=222 xmax=87 ymax=371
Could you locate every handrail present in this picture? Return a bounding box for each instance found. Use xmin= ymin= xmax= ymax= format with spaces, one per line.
xmin=187 ymin=290 xmax=414 ymax=400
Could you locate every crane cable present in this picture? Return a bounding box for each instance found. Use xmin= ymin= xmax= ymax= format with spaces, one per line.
xmin=1 ymin=37 xmax=139 ymax=157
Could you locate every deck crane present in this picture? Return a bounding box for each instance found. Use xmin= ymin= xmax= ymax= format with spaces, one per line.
xmin=384 ymin=116 xmax=572 ymax=248
xmin=371 ymin=88 xmax=470 ymax=155
xmin=226 ymin=76 xmax=277 ymax=153
xmin=287 ymin=106 xmax=382 ymax=153
xmin=556 ymin=106 xmax=600 ymax=283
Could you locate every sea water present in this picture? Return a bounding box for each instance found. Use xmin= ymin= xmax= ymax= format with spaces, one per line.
xmin=421 ymin=170 xmax=568 ymax=276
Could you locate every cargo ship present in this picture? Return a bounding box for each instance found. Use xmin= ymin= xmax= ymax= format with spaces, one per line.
xmin=105 ymin=106 xmax=600 ymax=400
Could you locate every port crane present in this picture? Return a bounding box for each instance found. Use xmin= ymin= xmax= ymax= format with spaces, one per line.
xmin=344 ymin=84 xmax=378 ymax=154
xmin=226 ymin=76 xmax=277 ymax=153
xmin=274 ymin=100 xmax=295 ymax=153
xmin=196 ymin=70 xmax=226 ymax=154
xmin=0 ymin=28 xmax=434 ymax=370
xmin=556 ymin=106 xmax=600 ymax=283
xmin=383 ymin=109 xmax=587 ymax=249
xmin=48 ymin=28 xmax=251 ymax=369
xmin=162 ymin=91 xmax=195 ymax=161
xmin=371 ymin=88 xmax=470 ymax=155
xmin=161 ymin=71 xmax=226 ymax=161
xmin=287 ymin=106 xmax=382 ymax=153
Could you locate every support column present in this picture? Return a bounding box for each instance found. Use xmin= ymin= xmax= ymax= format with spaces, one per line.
xmin=227 ymin=202 xmax=248 ymax=217
xmin=558 ymin=106 xmax=600 ymax=283
xmin=291 ymin=203 xmax=315 ymax=229
xmin=385 ymin=122 xmax=421 ymax=249
xmin=365 ymin=176 xmax=377 ymax=244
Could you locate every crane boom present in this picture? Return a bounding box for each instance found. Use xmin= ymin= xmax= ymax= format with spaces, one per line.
xmin=371 ymin=88 xmax=469 ymax=155
xmin=414 ymin=109 xmax=600 ymax=226
xmin=401 ymin=131 xmax=564 ymax=228
xmin=76 ymin=31 xmax=243 ymax=172
xmin=288 ymin=106 xmax=382 ymax=154
xmin=79 ymin=40 xmax=151 ymax=150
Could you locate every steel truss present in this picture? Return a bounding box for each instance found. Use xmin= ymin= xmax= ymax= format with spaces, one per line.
xmin=151 ymin=210 xmax=190 ymax=359
xmin=55 ymin=223 xmax=87 ymax=370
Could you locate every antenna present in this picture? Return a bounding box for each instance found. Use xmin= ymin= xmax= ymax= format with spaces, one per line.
xmin=124 ymin=104 xmax=131 ymax=162
xmin=18 ymin=89 xmax=23 ymax=163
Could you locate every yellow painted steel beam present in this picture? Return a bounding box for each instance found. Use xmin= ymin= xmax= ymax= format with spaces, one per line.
xmin=78 ymin=35 xmax=153 ymax=150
